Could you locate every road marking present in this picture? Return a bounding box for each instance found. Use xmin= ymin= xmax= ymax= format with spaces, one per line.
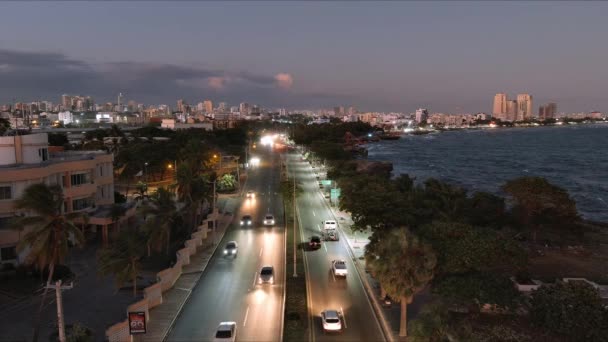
xmin=341 ymin=307 xmax=347 ymax=328
xmin=243 ymin=306 xmax=250 ymax=326
xmin=259 ymin=247 xmax=263 ymax=257
xmin=312 ymin=210 xmax=316 ymax=217
xmin=252 ymin=273 xmax=258 ymax=287
xmin=175 ymin=287 xmax=191 ymax=292
xmin=331 ymin=270 xmax=336 ymax=282
xmin=323 ymin=243 xmax=328 ymax=253
xmin=317 ymin=224 xmax=321 ymax=231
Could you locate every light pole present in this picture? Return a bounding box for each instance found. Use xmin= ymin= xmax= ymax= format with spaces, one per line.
xmin=287 ymin=157 xmax=297 ymax=278
xmin=144 ymin=162 xmax=148 ymax=183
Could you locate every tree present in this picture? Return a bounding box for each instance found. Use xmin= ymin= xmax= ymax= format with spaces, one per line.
xmin=418 ymin=221 xmax=527 ymax=276
xmin=365 ymin=228 xmax=437 ymax=337
xmin=465 ymin=191 xmax=506 ymax=228
xmin=433 ymin=272 xmax=522 ymax=312
xmin=502 ymin=176 xmax=580 ymax=243
xmin=138 ymin=188 xmax=179 ymax=256
xmin=408 ymin=301 xmax=451 ymax=342
xmin=11 ymin=183 xmax=86 ymax=342
xmin=173 ymin=161 xmax=211 ymax=230
xmin=216 ymin=173 xmax=236 ymax=192
xmin=0 ymin=117 xmax=10 ymax=135
xmin=530 ymin=281 xmax=608 ymax=341
xmin=109 ymin=204 xmax=127 ymax=231
xmin=48 ymin=133 xmax=69 ymax=147
xmin=97 ymin=228 xmax=145 ymax=297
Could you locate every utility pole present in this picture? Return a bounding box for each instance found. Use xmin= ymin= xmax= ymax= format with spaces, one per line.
xmin=46 ymin=280 xmax=73 ymax=342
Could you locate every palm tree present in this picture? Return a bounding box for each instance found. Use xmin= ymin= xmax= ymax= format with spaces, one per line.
xmin=365 ymin=228 xmax=436 ymax=337
xmin=138 ymin=188 xmax=178 ymax=256
xmin=109 ymin=203 xmax=127 ymax=231
xmin=97 ymin=228 xmax=145 ymax=297
xmin=173 ymin=162 xmax=211 ymax=230
xmin=11 ymin=183 xmax=87 ymax=342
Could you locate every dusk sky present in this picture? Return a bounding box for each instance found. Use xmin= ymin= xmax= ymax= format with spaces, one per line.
xmin=1 ymin=2 xmax=608 ymax=113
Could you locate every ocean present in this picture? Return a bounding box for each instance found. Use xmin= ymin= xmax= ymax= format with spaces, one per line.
xmin=366 ymin=123 xmax=608 ymax=222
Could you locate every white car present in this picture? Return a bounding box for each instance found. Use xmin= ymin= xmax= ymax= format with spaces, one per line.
xmin=223 ymin=241 xmax=238 ymax=257
xmin=246 ymin=190 xmax=255 ymax=199
xmin=323 ymin=220 xmax=337 ymax=230
xmin=321 ymin=310 xmax=342 ymax=332
xmin=214 ymin=321 xmax=237 ymax=342
xmin=263 ymin=214 xmax=275 ymax=226
xmin=332 ymin=260 xmax=348 ymax=277
xmin=240 ymin=215 xmax=252 ymax=226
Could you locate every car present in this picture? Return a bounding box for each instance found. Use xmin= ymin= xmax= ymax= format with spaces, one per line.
xmin=246 ymin=190 xmax=255 ymax=199
xmin=214 ymin=321 xmax=237 ymax=342
xmin=240 ymin=215 xmax=252 ymax=226
xmin=263 ymin=214 xmax=275 ymax=226
xmin=332 ymin=260 xmax=347 ymax=277
xmin=223 ymin=241 xmax=238 ymax=257
xmin=258 ymin=265 xmax=274 ymax=284
xmin=309 ymin=235 xmax=322 ymax=249
xmin=323 ymin=220 xmax=337 ymax=230
xmin=321 ymin=310 xmax=342 ymax=332
xmin=325 ymin=230 xmax=339 ymax=241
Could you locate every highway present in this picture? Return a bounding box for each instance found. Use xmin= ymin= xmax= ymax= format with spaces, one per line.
xmin=166 ymin=145 xmax=285 ymax=342
xmin=287 ymin=152 xmax=386 ymax=342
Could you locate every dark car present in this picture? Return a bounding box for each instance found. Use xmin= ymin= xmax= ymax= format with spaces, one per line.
xmin=240 ymin=215 xmax=252 ymax=226
xmin=309 ymin=235 xmax=322 ymax=249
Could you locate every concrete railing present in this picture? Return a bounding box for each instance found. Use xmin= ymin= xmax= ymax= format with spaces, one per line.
xmin=106 ymin=211 xmax=223 ymax=342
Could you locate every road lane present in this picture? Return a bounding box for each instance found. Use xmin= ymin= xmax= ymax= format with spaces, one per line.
xmin=167 ymin=146 xmax=285 ymax=342
xmin=288 ymin=152 xmax=385 ymax=342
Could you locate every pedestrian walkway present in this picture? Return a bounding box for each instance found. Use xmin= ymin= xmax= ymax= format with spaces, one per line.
xmin=140 ymin=202 xmax=235 ymax=342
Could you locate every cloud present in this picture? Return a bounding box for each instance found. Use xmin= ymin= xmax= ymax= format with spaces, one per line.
xmin=274 ymin=73 xmax=294 ymax=89
xmin=0 ymin=48 xmax=353 ymax=109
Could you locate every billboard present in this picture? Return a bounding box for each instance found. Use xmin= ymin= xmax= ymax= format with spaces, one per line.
xmin=128 ymin=312 xmax=146 ymax=335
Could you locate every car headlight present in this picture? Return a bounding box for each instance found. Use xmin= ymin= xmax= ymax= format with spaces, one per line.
xmin=271 ymin=220 xmax=275 ymax=224
xmin=232 ymin=250 xmax=236 ymax=254
xmin=240 ymin=221 xmax=244 ymax=225
xmin=223 ymin=250 xmax=228 ymax=254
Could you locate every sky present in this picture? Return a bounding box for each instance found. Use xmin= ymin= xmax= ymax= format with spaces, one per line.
xmin=1 ymin=1 xmax=608 ymax=113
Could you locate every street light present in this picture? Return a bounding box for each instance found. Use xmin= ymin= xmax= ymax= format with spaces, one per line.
xmin=144 ymin=162 xmax=149 ymax=183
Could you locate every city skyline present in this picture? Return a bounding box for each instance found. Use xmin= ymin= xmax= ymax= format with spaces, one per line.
xmin=2 ymin=2 xmax=608 ymax=112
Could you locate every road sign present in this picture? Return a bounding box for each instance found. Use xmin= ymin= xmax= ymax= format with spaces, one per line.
xmin=321 ymin=180 xmax=332 ymax=186
xmin=129 ymin=312 xmax=146 ymax=335
xmin=330 ymin=188 xmax=341 ymax=200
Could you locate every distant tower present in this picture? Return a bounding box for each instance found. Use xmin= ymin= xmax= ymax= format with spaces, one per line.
xmin=493 ymin=93 xmax=508 ymax=120
xmin=117 ymin=93 xmax=124 ymax=111
xmin=516 ymin=94 xmax=533 ymax=121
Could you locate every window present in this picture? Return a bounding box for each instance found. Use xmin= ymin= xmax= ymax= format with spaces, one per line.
xmin=70 ymin=173 xmax=89 ymax=186
xmin=99 ymin=165 xmax=103 ymax=177
xmin=0 ymin=186 xmax=11 ymax=200
xmin=38 ymin=148 xmax=49 ymax=161
xmin=0 ymin=246 xmax=17 ymax=261
xmin=72 ymin=197 xmax=93 ymax=211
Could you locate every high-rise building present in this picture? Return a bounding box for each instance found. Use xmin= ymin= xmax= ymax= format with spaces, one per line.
xmin=204 ymin=100 xmax=213 ymax=113
xmin=218 ymin=102 xmax=227 ymax=113
xmin=493 ymin=93 xmax=508 ymax=119
xmin=177 ymin=99 xmax=185 ymax=113
xmin=516 ymin=94 xmax=533 ymax=121
xmin=506 ymin=100 xmax=518 ymax=122
xmin=61 ymin=94 xmax=72 ymax=110
xmin=239 ymin=102 xmax=250 ymax=115
xmin=117 ymin=93 xmax=124 ymax=111
xmin=415 ymin=108 xmax=429 ymax=124
xmin=539 ymin=102 xmax=557 ymax=120
xmin=197 ymin=102 xmax=205 ymax=112
xmin=347 ymin=106 xmax=356 ymax=115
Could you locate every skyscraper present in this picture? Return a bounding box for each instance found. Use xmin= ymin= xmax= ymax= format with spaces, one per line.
xmin=117 ymin=93 xmax=124 ymax=111
xmin=61 ymin=94 xmax=72 ymax=110
xmin=539 ymin=102 xmax=557 ymax=120
xmin=239 ymin=102 xmax=250 ymax=115
xmin=204 ymin=100 xmax=213 ymax=113
xmin=177 ymin=99 xmax=185 ymax=112
xmin=493 ymin=93 xmax=507 ymax=119
xmin=516 ymin=94 xmax=533 ymax=121
xmin=506 ymin=100 xmax=518 ymax=122
xmin=218 ymin=102 xmax=228 ymax=113
xmin=415 ymin=108 xmax=429 ymax=124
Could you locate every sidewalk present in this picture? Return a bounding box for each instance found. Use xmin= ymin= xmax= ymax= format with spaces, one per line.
xmin=140 ymin=197 xmax=237 ymax=342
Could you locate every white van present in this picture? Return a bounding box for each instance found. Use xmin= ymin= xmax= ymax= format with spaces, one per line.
xmin=323 ymin=220 xmax=337 ymax=230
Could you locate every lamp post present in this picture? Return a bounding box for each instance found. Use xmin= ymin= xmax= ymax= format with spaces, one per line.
xmin=286 ymin=158 xmax=297 ymax=278
xmin=144 ymin=162 xmax=148 ymax=183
